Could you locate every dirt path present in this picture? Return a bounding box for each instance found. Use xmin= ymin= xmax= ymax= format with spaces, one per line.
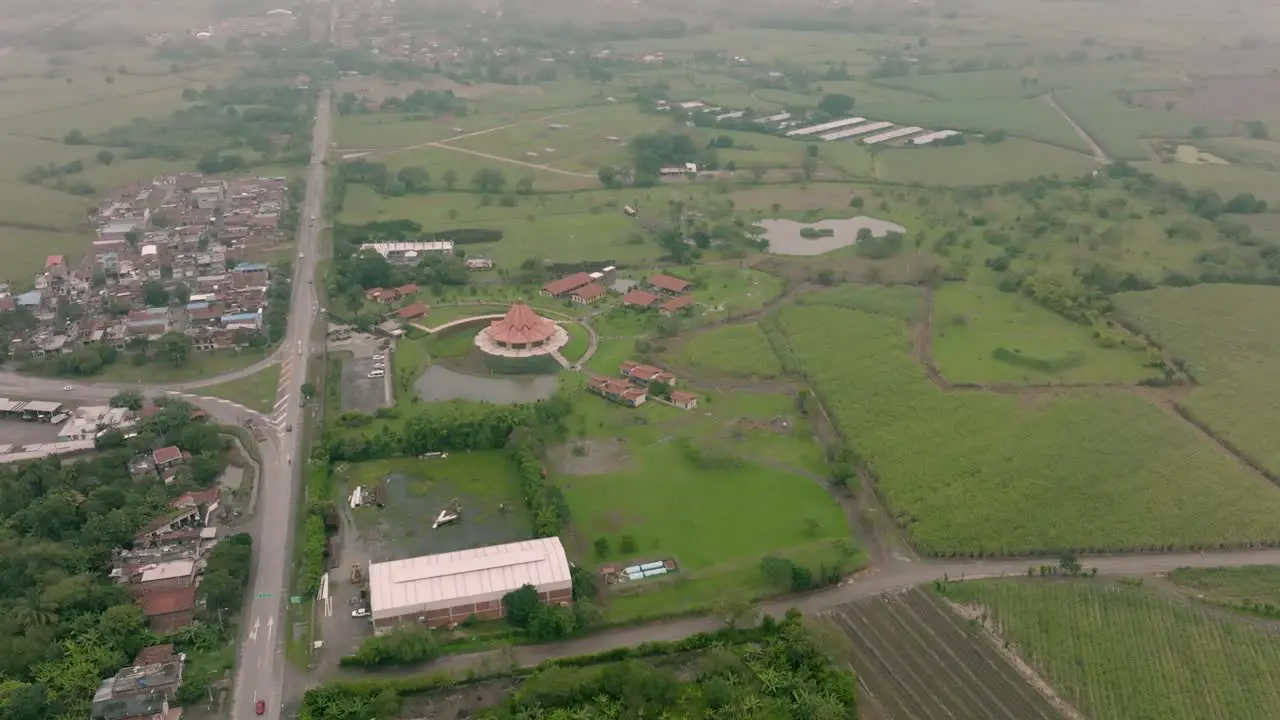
xmin=424 ymin=142 xmax=598 ymax=178
xmin=1045 ymin=93 xmax=1111 ymax=165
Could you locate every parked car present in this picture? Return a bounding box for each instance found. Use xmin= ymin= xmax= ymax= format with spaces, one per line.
xmin=368 ymin=370 xmax=384 ymax=379
xmin=256 ymin=700 xmax=265 ymax=715
xmin=372 ymin=354 xmax=385 ymax=361
xmin=352 ymin=608 xmax=370 ymax=618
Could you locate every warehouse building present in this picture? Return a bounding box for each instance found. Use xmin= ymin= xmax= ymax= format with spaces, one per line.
xmin=367 ymin=537 xmax=573 ymax=632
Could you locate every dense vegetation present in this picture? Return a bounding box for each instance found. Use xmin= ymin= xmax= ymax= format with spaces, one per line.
xmin=0 ymin=399 xmax=232 ymax=720
xmin=304 ymin=612 xmax=854 ymax=720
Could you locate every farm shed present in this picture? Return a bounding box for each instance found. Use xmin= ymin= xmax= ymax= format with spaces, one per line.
xmin=367 ymin=537 xmax=573 ymax=632
xmin=786 ymin=117 xmax=866 ymax=137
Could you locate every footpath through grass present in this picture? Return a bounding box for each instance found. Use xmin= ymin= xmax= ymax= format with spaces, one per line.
xmin=942 ymin=579 xmax=1280 ymax=720
xmin=773 ymin=299 xmax=1280 ymax=555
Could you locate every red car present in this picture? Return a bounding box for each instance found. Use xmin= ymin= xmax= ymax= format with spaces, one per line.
xmin=255 ymin=700 xmax=265 ymax=716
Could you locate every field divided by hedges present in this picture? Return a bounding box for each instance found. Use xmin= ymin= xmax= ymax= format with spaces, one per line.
xmin=1115 ymin=285 xmax=1280 ymax=476
xmin=774 ymin=302 xmax=1280 ymax=555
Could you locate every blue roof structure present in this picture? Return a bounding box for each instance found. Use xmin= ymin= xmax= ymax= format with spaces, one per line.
xmin=186 ymin=302 xmax=210 ymax=311
xmin=233 ymin=263 xmax=269 ymax=272
xmin=16 ymin=291 xmax=41 ymax=307
xmin=222 ymin=313 xmax=259 ymax=323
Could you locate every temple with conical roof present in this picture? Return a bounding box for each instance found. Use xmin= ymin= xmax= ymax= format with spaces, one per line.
xmin=474 ymin=302 xmax=569 ymax=360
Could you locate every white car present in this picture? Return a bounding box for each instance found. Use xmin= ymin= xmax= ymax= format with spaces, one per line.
xmin=367 ymin=370 xmax=384 ymax=379
xmin=372 ymin=354 xmax=384 ymax=361
xmin=298 ymin=252 xmax=305 ymax=259
xmin=62 ymin=385 xmax=73 ymax=391
xmin=352 ymin=608 xmax=370 ymax=618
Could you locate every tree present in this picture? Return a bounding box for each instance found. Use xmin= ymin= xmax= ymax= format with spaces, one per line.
xmin=501 ymin=584 xmax=542 ymax=629
xmin=710 ymin=592 xmax=758 ymax=629
xmin=396 ymin=166 xmax=430 ymax=193
xmin=95 ymin=149 xmax=114 ymax=166
xmin=619 ymin=534 xmax=637 ymax=554
xmin=301 ymin=383 xmax=317 ymax=402
xmin=1058 ymin=551 xmax=1082 ymax=576
xmin=109 ymin=390 xmax=143 ymax=411
xmin=172 ymin=282 xmax=191 ymax=305
xmin=141 ymin=281 xmax=169 ymax=307
xmin=442 ymin=168 xmax=459 ymax=190
xmin=470 ymin=168 xmax=507 ymax=194
xmin=817 ymin=93 xmax=856 ymax=117
xmin=157 ymin=332 xmax=193 ymax=367
xmin=800 ymin=155 xmax=818 ymax=181
xmin=760 ymin=555 xmax=794 ymax=588
xmin=515 ymin=176 xmax=535 ymax=195
xmin=63 ymin=129 xmax=87 ymax=145
xmin=593 ymin=537 xmax=610 ymax=558
xmin=1246 ymin=120 xmax=1270 ymax=140
xmin=597 ymin=166 xmax=619 ymax=188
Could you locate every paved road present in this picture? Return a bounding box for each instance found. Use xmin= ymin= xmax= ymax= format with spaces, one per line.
xmin=387 ymin=547 xmax=1280 ymax=679
xmin=231 ymin=86 xmax=331 ymax=720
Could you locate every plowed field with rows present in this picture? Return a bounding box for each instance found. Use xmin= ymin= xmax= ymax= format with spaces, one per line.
xmin=817 ymin=588 xmax=1067 ymax=720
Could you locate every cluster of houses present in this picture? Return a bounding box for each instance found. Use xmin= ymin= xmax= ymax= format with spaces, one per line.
xmin=91 ymin=643 xmax=187 ymax=720
xmin=588 ymin=361 xmax=699 ymax=410
xmin=541 ymin=269 xmax=696 ymax=316
xmin=0 ymin=173 xmax=292 ymax=359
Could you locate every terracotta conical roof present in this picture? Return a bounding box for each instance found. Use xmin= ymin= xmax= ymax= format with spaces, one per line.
xmin=484 ymin=302 xmax=556 ymax=345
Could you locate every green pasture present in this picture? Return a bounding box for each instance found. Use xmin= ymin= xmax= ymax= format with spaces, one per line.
xmin=775 ymin=301 xmax=1280 ymax=555
xmin=671 ymin=322 xmax=783 ymax=379
xmin=875 ymin=138 xmax=1097 ymax=185
xmin=1116 ymin=284 xmax=1280 ymax=476
xmin=561 ymin=322 xmax=590 ymax=363
xmin=0 ymin=227 xmax=93 ymax=287
xmin=931 ymin=281 xmax=1156 ymax=384
xmin=795 ymin=284 xmax=923 ymax=322
xmin=944 ymin=580 xmax=1280 ymax=720
xmin=852 ymin=97 xmax=1088 ymax=152
xmin=1054 ymin=89 xmax=1213 ymax=161
xmin=1135 ymin=161 xmax=1280 ymax=208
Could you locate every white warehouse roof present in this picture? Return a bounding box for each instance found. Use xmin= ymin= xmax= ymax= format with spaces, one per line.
xmin=369 ymin=537 xmax=572 ymax=621
xmin=360 ymin=241 xmax=455 ymax=256
xmin=863 ymin=126 xmax=926 ymax=145
xmin=786 ymin=117 xmax=866 ymax=137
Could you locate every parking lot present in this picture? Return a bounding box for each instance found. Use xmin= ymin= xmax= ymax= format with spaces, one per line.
xmin=329 ymin=329 xmax=393 ymax=414
xmin=0 ymin=417 xmax=64 ymax=445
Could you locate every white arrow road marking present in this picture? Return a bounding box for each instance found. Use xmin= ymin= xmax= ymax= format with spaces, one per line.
xmin=249 ymin=616 xmax=260 ymax=642
xmin=267 ymin=616 xmax=275 ymax=643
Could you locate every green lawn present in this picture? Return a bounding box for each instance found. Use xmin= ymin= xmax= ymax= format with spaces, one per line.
xmin=876 ymin=138 xmax=1097 ymax=186
xmin=1116 ymin=285 xmax=1280 ymax=476
xmin=93 ymin=348 xmax=274 ymax=384
xmin=197 ymin=363 xmax=282 ymax=413
xmin=558 ymin=427 xmax=850 ymax=617
xmin=931 ymin=281 xmax=1156 ymax=384
xmin=0 ymin=226 xmax=95 ymax=287
xmin=344 ymin=453 xmax=523 ymax=506
xmin=942 ymin=579 xmax=1280 ymax=720
xmin=774 ymin=301 xmax=1280 ymax=555
xmin=672 ymin=323 xmax=783 ymax=379
xmin=560 ymin=322 xmax=589 ymax=363
xmin=1054 ymin=89 xmax=1216 ymax=161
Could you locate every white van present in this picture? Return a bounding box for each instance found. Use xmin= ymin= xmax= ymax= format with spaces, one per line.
xmin=367 ymin=370 xmax=385 ymax=379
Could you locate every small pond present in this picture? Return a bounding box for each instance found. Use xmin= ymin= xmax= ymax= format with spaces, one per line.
xmin=760 ymin=215 xmax=907 ymax=256
xmin=414 ymin=364 xmax=559 ymax=404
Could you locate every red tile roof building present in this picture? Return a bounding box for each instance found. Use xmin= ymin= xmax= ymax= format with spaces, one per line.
xmin=620 ymin=361 xmax=677 ymax=386
xmin=396 ymin=283 xmax=418 ymax=296
xmin=541 ymin=272 xmax=594 ymax=298
xmin=482 ymin=303 xmax=557 ymax=348
xmin=152 ymin=446 xmax=184 ymax=467
xmin=660 ymin=295 xmax=695 ymax=316
xmin=588 ymin=376 xmax=647 ymax=407
xmin=571 ymin=283 xmax=606 ymax=303
xmin=669 ymin=390 xmax=699 ymax=410
xmin=138 ymin=586 xmax=197 ymax=633
xmin=396 ymin=302 xmax=429 ymax=320
xmin=648 ymin=273 xmax=690 ymax=295
xmin=622 ymin=289 xmax=659 ymax=308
